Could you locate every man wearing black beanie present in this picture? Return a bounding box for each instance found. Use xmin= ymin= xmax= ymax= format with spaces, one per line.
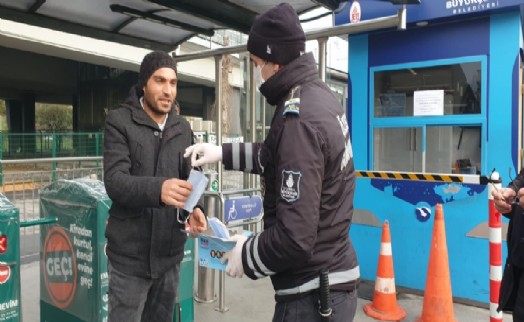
xmin=103 ymin=51 xmax=207 ymax=322
xmin=185 ymin=3 xmax=359 ymax=321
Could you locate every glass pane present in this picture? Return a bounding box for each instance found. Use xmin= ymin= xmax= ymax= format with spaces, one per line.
xmin=374 ymin=62 xmax=481 ymax=117
xmin=427 ymin=125 xmax=481 ymax=174
xmin=373 ymin=127 xmax=422 ymax=172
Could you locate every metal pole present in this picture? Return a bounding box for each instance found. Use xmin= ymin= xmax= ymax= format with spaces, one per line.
xmin=51 ymin=133 xmax=57 ymax=181
xmin=194 ymin=170 xmax=218 ymax=303
xmin=0 ymin=132 xmax=3 ymax=186
xmin=20 ymin=217 xmax=58 ymax=228
xmin=0 ymin=156 xmax=102 ymax=164
xmin=249 ymin=61 xmax=257 ymax=188
xmin=398 ymin=6 xmax=407 ymax=30
xmin=214 ymin=54 xmax=229 ymax=313
xmin=318 ymin=38 xmax=328 ymax=82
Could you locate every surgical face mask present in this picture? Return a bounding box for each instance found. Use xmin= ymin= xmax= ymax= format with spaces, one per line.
xmin=254 ymin=63 xmax=266 ymax=88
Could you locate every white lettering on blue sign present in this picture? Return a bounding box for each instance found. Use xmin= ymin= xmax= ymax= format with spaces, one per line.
xmin=445 ymin=0 xmax=498 ymax=14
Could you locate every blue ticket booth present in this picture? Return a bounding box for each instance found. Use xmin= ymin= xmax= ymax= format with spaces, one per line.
xmin=335 ymin=0 xmax=524 ymax=304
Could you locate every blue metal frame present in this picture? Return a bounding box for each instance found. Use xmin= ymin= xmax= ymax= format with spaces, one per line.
xmin=368 ymin=56 xmax=488 ymax=173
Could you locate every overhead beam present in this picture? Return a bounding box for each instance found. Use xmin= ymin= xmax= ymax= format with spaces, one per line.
xmin=312 ymin=0 xmax=344 ymax=11
xmin=110 ymin=4 xmax=214 ymax=36
xmin=0 ymin=5 xmax=175 ymax=51
xmin=148 ymin=0 xmax=257 ymax=34
xmin=28 ymin=0 xmax=46 ymax=14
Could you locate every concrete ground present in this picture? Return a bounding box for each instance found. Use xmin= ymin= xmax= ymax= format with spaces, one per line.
xmin=21 ymin=260 xmax=513 ymax=322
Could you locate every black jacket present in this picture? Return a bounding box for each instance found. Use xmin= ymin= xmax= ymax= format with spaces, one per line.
xmin=222 ymin=53 xmax=359 ymax=296
xmin=498 ymin=168 xmax=524 ymax=311
xmin=103 ymin=85 xmax=195 ymax=278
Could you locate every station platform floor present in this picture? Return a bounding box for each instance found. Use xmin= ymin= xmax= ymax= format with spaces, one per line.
xmin=21 ymin=260 xmax=513 ymax=322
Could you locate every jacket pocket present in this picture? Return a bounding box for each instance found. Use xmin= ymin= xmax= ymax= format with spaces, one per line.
xmin=106 ymin=214 xmax=148 ymax=257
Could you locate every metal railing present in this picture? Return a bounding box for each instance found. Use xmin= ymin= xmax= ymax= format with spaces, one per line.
xmin=0 ymin=156 xmax=103 ymax=260
xmin=0 ymin=132 xmax=103 ymax=159
xmin=0 ymin=132 xmax=103 ymax=185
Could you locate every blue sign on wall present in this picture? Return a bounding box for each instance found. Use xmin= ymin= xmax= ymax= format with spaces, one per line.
xmin=224 ymin=196 xmax=263 ymax=224
xmin=335 ymin=0 xmax=524 ymax=26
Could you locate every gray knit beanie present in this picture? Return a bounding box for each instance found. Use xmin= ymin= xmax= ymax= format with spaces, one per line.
xmin=138 ymin=51 xmax=177 ymax=89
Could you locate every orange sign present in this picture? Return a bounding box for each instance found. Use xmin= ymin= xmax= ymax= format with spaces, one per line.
xmin=0 ymin=235 xmax=6 ymax=254
xmin=43 ymin=227 xmax=77 ymax=309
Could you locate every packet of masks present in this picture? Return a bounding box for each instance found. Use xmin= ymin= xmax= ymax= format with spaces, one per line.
xmin=183 ymin=169 xmax=209 ymax=212
xmin=207 ymin=217 xmax=230 ymax=239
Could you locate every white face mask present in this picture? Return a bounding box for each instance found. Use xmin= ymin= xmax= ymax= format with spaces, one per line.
xmin=254 ymin=63 xmax=266 ymax=88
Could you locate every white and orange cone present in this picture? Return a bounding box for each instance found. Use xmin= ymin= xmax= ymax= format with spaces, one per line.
xmin=363 ymin=220 xmax=406 ymax=321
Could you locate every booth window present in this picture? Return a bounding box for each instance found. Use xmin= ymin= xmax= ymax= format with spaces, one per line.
xmin=371 ymin=60 xmax=483 ymax=174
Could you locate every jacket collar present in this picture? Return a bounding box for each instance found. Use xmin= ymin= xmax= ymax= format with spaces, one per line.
xmin=259 ymin=53 xmax=319 ymax=106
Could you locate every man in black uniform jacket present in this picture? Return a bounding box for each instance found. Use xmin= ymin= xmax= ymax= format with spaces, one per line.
xmin=185 ymin=3 xmax=360 ymax=321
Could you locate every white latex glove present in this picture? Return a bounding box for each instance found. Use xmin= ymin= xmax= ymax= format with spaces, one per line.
xmin=221 ymin=234 xmax=247 ymax=278
xmin=184 ymin=143 xmax=223 ymax=167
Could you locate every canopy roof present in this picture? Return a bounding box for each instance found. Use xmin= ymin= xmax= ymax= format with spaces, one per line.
xmin=0 ymin=0 xmax=347 ymax=52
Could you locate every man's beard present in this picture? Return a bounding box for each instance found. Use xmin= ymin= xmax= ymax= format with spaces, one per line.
xmin=144 ymin=95 xmax=170 ymax=116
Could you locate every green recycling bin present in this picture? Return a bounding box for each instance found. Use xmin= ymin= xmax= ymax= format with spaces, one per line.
xmin=0 ymin=194 xmax=20 ymax=322
xmin=40 ymin=179 xmax=110 ymax=322
xmin=174 ymin=237 xmax=194 ymax=322
xmin=40 ymin=179 xmax=195 ymax=322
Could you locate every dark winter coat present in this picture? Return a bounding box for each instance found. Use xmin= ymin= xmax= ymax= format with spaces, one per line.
xmin=103 ymin=85 xmax=196 ymax=278
xmin=221 ymin=53 xmax=359 ymax=297
xmin=498 ymin=168 xmax=524 ymax=312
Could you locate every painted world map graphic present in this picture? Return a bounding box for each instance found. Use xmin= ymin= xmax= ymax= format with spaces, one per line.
xmin=370 ymin=180 xmax=486 ymax=206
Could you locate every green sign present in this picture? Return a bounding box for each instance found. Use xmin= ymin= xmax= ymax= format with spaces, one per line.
xmin=211 ymin=180 xmax=218 ymax=191
xmin=0 ymin=195 xmax=20 ymax=322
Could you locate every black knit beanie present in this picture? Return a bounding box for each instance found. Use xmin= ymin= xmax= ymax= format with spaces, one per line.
xmin=138 ymin=51 xmax=177 ymax=89
xmin=247 ymin=3 xmax=306 ymax=65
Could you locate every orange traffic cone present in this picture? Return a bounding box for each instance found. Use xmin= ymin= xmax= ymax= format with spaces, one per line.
xmin=364 ymin=220 xmax=406 ymax=321
xmin=416 ymin=204 xmax=457 ymax=322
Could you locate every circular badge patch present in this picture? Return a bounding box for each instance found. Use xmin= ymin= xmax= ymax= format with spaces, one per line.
xmin=43 ymin=226 xmax=77 ymax=309
xmin=349 ymin=0 xmax=361 ymax=23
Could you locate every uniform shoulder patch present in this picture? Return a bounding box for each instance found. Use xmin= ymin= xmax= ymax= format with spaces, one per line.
xmin=280 ymin=169 xmax=302 ymax=202
xmin=283 ymin=86 xmax=301 ymax=117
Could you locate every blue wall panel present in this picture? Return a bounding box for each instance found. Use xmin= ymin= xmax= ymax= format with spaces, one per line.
xmin=368 ymin=17 xmax=490 ymax=67
xmin=488 ymin=12 xmax=522 ymax=176
xmin=348 ymin=11 xmax=522 ymax=303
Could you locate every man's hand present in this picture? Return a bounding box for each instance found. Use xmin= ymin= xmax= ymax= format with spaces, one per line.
xmin=221 ymin=234 xmax=247 ymax=278
xmin=161 ymin=178 xmax=192 ymax=208
xmin=517 ymin=188 xmax=524 ymax=208
xmin=188 ymin=208 xmax=207 ymax=235
xmin=184 ymin=143 xmax=222 ymax=167
xmin=492 ymin=187 xmax=516 ymax=214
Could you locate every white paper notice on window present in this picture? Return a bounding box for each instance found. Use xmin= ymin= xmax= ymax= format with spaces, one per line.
xmin=413 ymin=90 xmax=444 ymax=116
